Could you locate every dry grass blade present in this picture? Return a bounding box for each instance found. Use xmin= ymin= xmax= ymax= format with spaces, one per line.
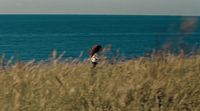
xmin=0 ymin=54 xmax=200 ymax=111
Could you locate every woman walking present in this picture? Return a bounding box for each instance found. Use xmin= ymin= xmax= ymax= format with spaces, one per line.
xmin=89 ymin=44 xmax=102 ymax=67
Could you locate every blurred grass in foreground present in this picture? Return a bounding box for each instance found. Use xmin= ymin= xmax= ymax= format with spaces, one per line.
xmin=0 ymin=51 xmax=200 ymax=111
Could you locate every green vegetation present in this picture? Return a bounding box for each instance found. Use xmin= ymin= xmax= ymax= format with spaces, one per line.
xmin=0 ymin=53 xmax=200 ymax=111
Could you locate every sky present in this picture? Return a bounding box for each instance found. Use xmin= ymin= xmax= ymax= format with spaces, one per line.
xmin=0 ymin=0 xmax=200 ymax=15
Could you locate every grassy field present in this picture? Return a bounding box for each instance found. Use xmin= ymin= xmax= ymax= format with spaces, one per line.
xmin=0 ymin=53 xmax=200 ymax=111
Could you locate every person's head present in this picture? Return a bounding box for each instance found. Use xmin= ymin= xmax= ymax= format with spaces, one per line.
xmin=89 ymin=44 xmax=102 ymax=57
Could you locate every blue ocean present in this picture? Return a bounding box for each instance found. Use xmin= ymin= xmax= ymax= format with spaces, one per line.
xmin=0 ymin=15 xmax=200 ymax=61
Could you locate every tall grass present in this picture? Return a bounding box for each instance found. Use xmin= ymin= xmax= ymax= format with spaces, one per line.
xmin=0 ymin=52 xmax=200 ymax=111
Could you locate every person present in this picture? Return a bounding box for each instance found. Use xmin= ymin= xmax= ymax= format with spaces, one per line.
xmin=89 ymin=44 xmax=102 ymax=67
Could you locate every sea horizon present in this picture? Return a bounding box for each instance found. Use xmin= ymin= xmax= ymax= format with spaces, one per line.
xmin=0 ymin=13 xmax=200 ymax=17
